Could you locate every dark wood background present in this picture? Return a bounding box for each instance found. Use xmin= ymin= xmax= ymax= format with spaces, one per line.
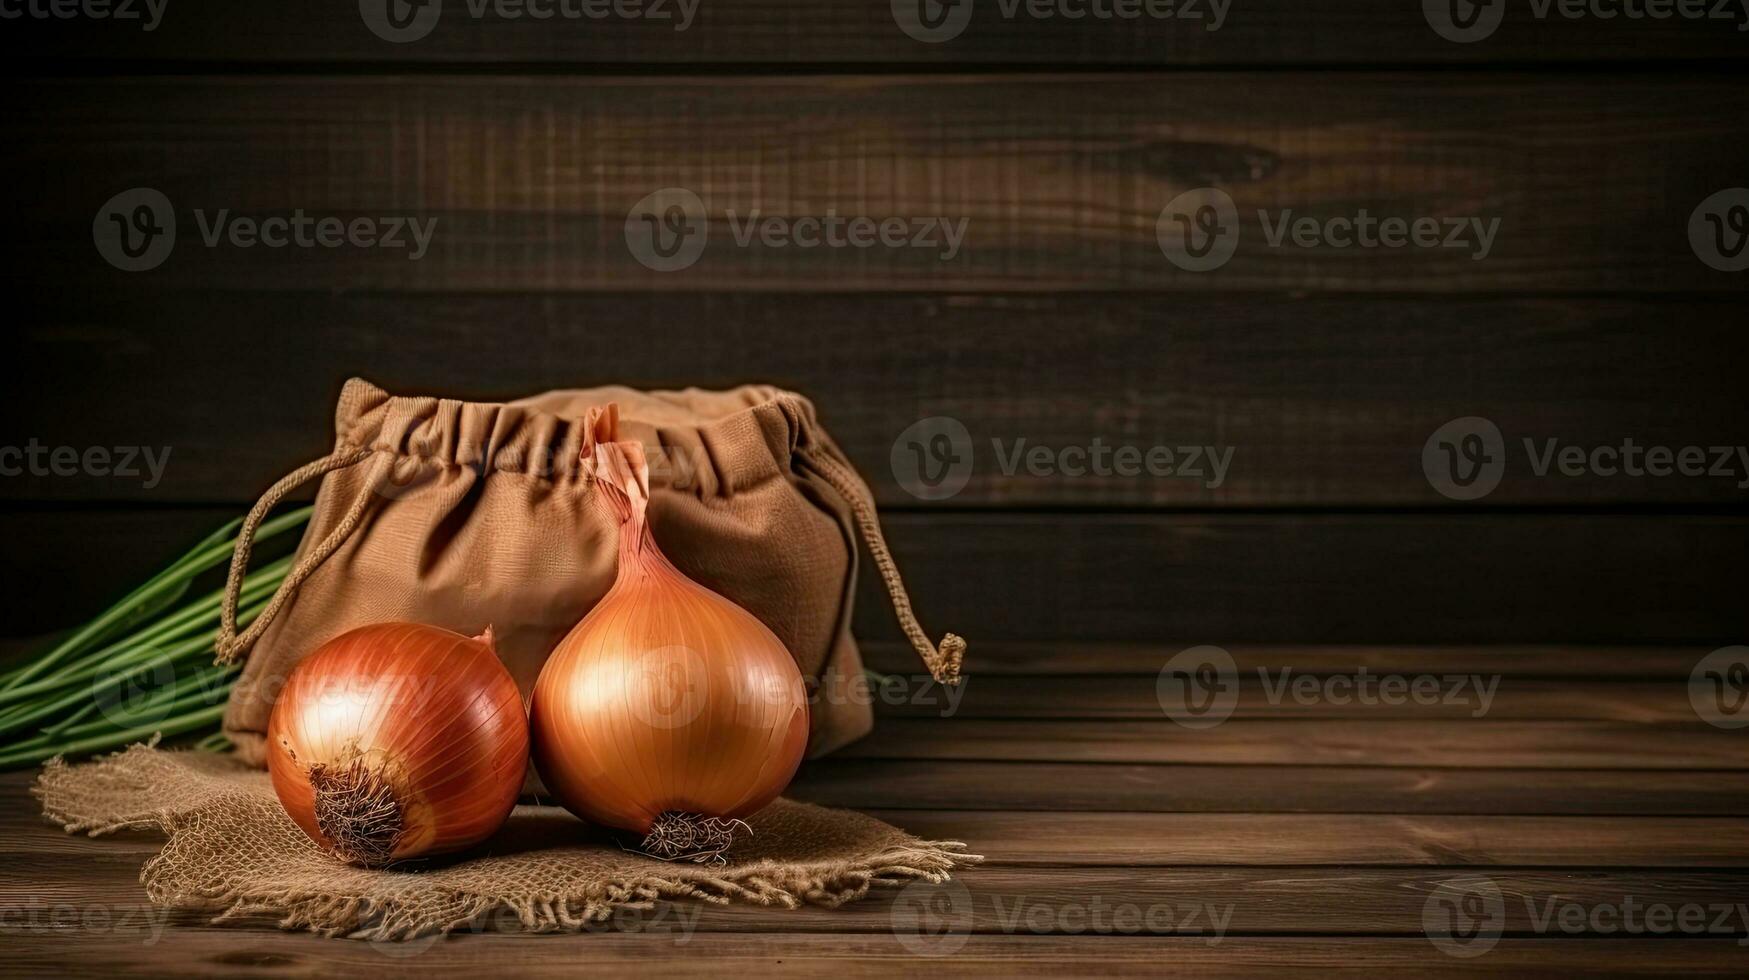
xmin=4 ymin=4 xmax=1749 ymax=974
xmin=4 ymin=3 xmax=1747 ymax=645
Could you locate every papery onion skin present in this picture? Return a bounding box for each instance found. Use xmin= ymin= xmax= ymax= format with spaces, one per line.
xmin=530 ymin=429 xmax=809 ymax=857
xmin=267 ymin=622 xmax=529 ymax=866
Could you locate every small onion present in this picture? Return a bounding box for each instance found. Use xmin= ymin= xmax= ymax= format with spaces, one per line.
xmin=267 ymin=622 xmax=529 ymax=866
xmin=531 ymin=421 xmax=809 ymax=862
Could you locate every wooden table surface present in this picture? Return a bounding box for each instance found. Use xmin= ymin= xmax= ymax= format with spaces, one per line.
xmin=2 ymin=643 xmax=1746 ymax=976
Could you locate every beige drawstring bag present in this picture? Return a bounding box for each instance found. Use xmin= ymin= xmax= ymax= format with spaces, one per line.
xmin=213 ymin=378 xmax=964 ymax=764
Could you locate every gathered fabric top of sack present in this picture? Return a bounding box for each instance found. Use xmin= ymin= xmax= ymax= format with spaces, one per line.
xmin=214 ymin=378 xmax=963 ymax=767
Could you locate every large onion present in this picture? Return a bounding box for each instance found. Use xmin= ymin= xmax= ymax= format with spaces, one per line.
xmin=531 ymin=418 xmax=809 ymax=862
xmin=267 ymin=622 xmax=528 ymax=866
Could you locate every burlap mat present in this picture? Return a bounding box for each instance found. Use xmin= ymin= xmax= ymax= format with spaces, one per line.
xmin=34 ymin=744 xmax=978 ymax=941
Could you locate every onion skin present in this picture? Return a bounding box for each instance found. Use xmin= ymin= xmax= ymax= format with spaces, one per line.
xmin=267 ymin=622 xmax=528 ymax=866
xmin=530 ymin=432 xmax=809 ymax=857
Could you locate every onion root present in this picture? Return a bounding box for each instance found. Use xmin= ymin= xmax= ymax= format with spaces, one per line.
xmin=307 ymin=757 xmax=406 ymax=867
xmin=639 ymin=811 xmax=752 ymax=865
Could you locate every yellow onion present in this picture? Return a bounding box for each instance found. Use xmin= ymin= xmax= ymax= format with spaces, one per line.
xmin=267 ymin=622 xmax=528 ymax=866
xmin=531 ymin=419 xmax=809 ymax=862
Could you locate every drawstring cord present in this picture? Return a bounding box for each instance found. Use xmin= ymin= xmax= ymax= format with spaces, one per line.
xmin=215 ymin=447 xmax=378 ymax=664
xmin=802 ymin=446 xmax=965 ymax=685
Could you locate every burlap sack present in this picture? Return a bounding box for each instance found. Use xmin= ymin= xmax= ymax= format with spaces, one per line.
xmin=215 ymin=379 xmax=963 ymax=763
xmin=36 ymin=744 xmax=979 ymax=941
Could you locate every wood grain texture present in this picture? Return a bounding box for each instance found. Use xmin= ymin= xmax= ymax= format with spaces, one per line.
xmin=873 ymin=811 xmax=1749 ymax=866
xmin=1 ymin=0 xmax=1743 ymax=969
xmin=10 ymin=292 xmax=1749 ymax=507
xmin=846 ymin=718 xmax=1749 ymax=767
xmin=5 ymin=782 xmax=1746 ymax=866
xmin=870 ymin=676 xmax=1707 ymax=721
xmin=4 ymin=650 xmax=1746 ymax=964
xmin=852 ymin=512 xmax=1749 ymax=646
xmin=6 ymin=841 xmax=1749 ymax=940
xmin=3 ymin=933 xmax=1747 ymax=979
xmin=7 ymin=76 xmax=1747 ymax=292
xmin=789 ymin=760 xmax=1749 ymax=812
xmin=6 ymin=0 xmax=1749 ymax=66
xmin=4 ymin=508 xmax=1744 ymax=643
xmin=860 ymin=641 xmax=1723 ymax=676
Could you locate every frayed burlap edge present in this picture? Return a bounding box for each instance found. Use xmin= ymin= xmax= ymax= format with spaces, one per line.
xmin=34 ymin=742 xmax=981 ymax=942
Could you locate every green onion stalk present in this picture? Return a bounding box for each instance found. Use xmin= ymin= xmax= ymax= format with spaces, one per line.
xmin=0 ymin=508 xmax=312 ymax=770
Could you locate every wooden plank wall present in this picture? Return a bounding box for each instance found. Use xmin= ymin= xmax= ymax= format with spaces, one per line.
xmin=3 ymin=1 xmax=1747 ymax=645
